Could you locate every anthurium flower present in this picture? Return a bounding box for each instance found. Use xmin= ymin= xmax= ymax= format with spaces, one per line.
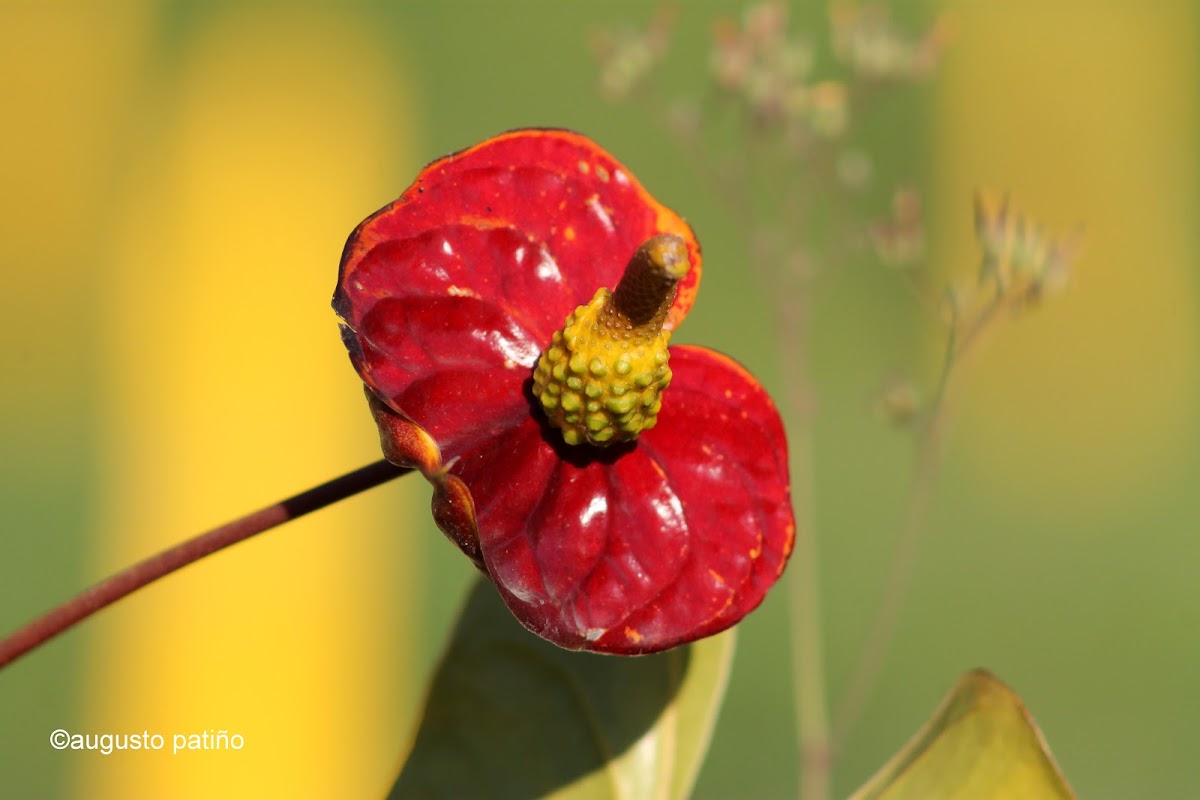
xmin=334 ymin=129 xmax=794 ymax=654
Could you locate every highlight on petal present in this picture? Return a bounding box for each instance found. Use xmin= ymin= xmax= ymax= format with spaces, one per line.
xmin=334 ymin=129 xmax=703 ymax=453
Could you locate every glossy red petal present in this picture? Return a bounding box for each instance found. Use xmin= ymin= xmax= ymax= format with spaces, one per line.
xmin=450 ymin=345 xmax=794 ymax=654
xmin=351 ymin=294 xmax=535 ymax=457
xmin=601 ymin=345 xmax=795 ymax=652
xmin=335 ymin=130 xmax=702 ymax=455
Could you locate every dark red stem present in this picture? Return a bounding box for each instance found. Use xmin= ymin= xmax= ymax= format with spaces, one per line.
xmin=0 ymin=459 xmax=410 ymax=671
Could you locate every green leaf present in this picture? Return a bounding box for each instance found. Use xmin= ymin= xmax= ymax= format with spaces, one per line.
xmin=848 ymin=669 xmax=1076 ymax=800
xmin=389 ymin=576 xmax=735 ymax=800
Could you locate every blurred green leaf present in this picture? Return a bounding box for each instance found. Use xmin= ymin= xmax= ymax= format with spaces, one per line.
xmin=389 ymin=576 xmax=735 ymax=800
xmin=849 ymin=669 xmax=1076 ymax=800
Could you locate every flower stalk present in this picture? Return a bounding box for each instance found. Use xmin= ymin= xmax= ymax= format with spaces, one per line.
xmin=0 ymin=459 xmax=409 ymax=670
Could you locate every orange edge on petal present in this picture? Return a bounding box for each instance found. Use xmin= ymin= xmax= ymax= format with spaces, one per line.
xmin=669 ymin=345 xmax=768 ymax=394
xmin=655 ymin=205 xmax=702 ymax=333
xmin=780 ymin=522 xmax=796 ymax=564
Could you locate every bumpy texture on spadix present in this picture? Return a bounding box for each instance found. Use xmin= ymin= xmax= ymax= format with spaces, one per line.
xmin=533 ymin=234 xmax=688 ymax=446
xmin=334 ymin=128 xmax=795 ymax=654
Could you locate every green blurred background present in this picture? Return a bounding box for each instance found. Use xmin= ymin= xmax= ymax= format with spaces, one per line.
xmin=1 ymin=1 xmax=1196 ymax=797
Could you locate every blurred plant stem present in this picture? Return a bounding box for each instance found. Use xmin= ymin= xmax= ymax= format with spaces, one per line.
xmin=834 ymin=221 xmax=1074 ymax=743
xmin=832 ymin=310 xmax=956 ymax=748
xmin=782 ymin=290 xmax=834 ymax=800
xmin=0 ymin=459 xmax=409 ymax=670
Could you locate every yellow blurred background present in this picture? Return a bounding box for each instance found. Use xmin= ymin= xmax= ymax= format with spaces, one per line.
xmin=935 ymin=1 xmax=1198 ymax=518
xmin=1 ymin=2 xmax=1196 ymax=798
xmin=2 ymin=3 xmax=425 ymax=797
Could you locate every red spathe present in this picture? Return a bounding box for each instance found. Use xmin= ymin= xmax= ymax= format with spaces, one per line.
xmin=335 ymin=128 xmax=794 ymax=654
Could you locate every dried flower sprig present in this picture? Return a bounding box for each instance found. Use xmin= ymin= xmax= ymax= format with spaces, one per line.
xmin=590 ymin=7 xmax=676 ymax=101
xmin=830 ymin=1 xmax=951 ymax=81
xmin=974 ymin=191 xmax=1081 ymax=306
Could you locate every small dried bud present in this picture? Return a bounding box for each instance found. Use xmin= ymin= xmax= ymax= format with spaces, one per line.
xmin=830 ymin=1 xmax=949 ymax=81
xmin=806 ymin=80 xmax=849 ymax=138
xmin=836 ymin=149 xmax=873 ymax=190
xmin=711 ymin=19 xmax=752 ymax=90
xmin=871 ymin=187 xmax=924 ymax=267
xmin=774 ymin=41 xmax=815 ymax=84
xmin=875 ymin=376 xmax=921 ymax=427
xmin=711 ymin=1 xmax=816 ymax=130
xmin=666 ymin=99 xmax=702 ymax=141
xmin=744 ymin=2 xmax=790 ymax=51
xmin=592 ymin=9 xmax=676 ymax=100
xmin=910 ymin=16 xmax=953 ymax=77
